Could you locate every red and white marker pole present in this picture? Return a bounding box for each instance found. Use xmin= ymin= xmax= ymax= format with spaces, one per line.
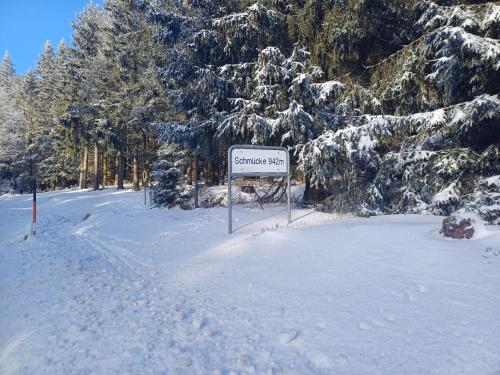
xmin=31 ymin=179 xmax=37 ymax=235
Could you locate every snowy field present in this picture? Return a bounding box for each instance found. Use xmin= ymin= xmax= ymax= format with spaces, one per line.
xmin=1 ymin=188 xmax=500 ymax=375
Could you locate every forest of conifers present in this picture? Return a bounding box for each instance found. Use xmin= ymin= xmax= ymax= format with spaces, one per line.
xmin=0 ymin=0 xmax=498 ymax=222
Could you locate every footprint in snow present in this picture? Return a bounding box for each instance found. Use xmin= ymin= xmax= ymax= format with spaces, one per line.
xmin=276 ymin=306 xmax=286 ymax=318
xmin=264 ymin=365 xmax=282 ymax=375
xmin=173 ymin=309 xmax=186 ymax=321
xmin=384 ymin=314 xmax=396 ymax=322
xmin=307 ymin=350 xmax=331 ymax=370
xmin=279 ymin=329 xmax=300 ymax=345
xmin=237 ymin=354 xmax=254 ymax=368
xmin=358 ymin=322 xmax=370 ymax=330
xmin=200 ymin=325 xmax=214 ymax=337
xmin=176 ymin=355 xmax=193 ymax=368
xmin=372 ymin=320 xmax=386 ymax=328
xmin=406 ymin=291 xmax=417 ymax=302
xmin=192 ymin=318 xmax=207 ymax=330
xmin=316 ymin=321 xmax=327 ymax=329
xmin=335 ymin=354 xmax=349 ymax=367
xmin=418 ymin=284 xmax=429 ymax=293
xmin=191 ymin=318 xmax=215 ymax=337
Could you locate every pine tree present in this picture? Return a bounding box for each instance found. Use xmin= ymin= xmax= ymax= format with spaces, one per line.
xmin=0 ymin=51 xmax=15 ymax=88
xmin=0 ymin=54 xmax=24 ymax=191
xmin=1 ymin=0 xmax=497 ymax=223
xmin=72 ymin=2 xmax=110 ymax=191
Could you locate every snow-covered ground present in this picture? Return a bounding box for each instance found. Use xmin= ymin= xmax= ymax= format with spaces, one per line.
xmin=1 ymin=188 xmax=500 ymax=374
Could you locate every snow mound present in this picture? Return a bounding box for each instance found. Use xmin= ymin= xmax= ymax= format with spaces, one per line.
xmin=440 ymin=211 xmax=489 ymax=240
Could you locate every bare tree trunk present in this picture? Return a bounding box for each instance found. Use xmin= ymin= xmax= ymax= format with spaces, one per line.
xmin=79 ymin=144 xmax=89 ymax=189
xmin=132 ymin=150 xmax=140 ymax=191
xmin=116 ymin=151 xmax=124 ymax=190
xmin=212 ymin=160 xmax=220 ymax=186
xmin=204 ymin=161 xmax=213 ymax=187
xmin=302 ymin=175 xmax=312 ymax=203
xmin=93 ymin=142 xmax=100 ymax=191
xmin=102 ymin=154 xmax=108 ymax=188
xmin=79 ymin=150 xmax=84 ymax=188
xmin=186 ymin=161 xmax=193 ymax=185
xmin=141 ymin=131 xmax=150 ymax=188
xmin=194 ymin=155 xmax=199 ymax=208
xmin=221 ymin=143 xmax=228 ymax=185
xmin=114 ymin=153 xmax=119 ymax=186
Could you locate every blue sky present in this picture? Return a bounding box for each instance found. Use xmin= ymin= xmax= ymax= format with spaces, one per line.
xmin=0 ymin=0 xmax=103 ymax=74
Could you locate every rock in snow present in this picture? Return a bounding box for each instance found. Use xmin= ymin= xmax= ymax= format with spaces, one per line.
xmin=440 ymin=212 xmax=487 ymax=239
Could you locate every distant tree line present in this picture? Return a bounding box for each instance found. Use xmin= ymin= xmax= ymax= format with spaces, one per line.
xmin=0 ymin=0 xmax=498 ymax=222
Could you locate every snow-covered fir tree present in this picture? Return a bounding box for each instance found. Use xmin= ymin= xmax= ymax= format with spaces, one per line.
xmin=0 ymin=0 xmax=497 ymax=223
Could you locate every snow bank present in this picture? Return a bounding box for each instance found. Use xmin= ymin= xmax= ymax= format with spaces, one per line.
xmin=1 ymin=189 xmax=500 ymax=374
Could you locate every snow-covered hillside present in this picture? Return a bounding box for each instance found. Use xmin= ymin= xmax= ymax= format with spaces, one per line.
xmin=1 ymin=189 xmax=500 ymax=374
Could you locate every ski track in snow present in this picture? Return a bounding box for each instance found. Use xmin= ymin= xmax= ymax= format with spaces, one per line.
xmin=1 ymin=188 xmax=500 ymax=374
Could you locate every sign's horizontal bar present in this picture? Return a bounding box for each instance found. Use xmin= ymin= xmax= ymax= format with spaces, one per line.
xmin=230 ymin=172 xmax=289 ymax=177
xmin=229 ymin=145 xmax=288 ymax=152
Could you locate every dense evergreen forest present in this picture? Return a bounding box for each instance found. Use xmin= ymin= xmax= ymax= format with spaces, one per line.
xmin=0 ymin=0 xmax=498 ymax=222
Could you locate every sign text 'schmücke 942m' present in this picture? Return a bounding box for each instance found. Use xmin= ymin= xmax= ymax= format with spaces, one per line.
xmin=227 ymin=145 xmax=291 ymax=234
xmin=230 ymin=148 xmax=287 ymax=175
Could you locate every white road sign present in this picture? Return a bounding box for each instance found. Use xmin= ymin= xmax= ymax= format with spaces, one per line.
xmin=228 ymin=145 xmax=291 ymax=234
xmin=230 ymin=147 xmax=288 ymax=175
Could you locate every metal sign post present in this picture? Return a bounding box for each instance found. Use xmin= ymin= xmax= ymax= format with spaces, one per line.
xmin=228 ymin=145 xmax=291 ymax=234
xmin=31 ymin=178 xmax=37 ymax=235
